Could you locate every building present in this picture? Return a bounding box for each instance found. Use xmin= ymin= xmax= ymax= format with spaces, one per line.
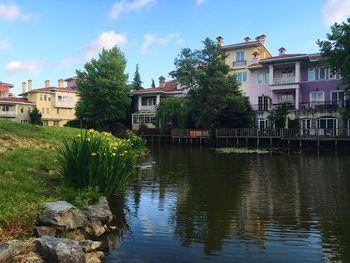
xmin=247 ymin=48 xmax=346 ymax=131
xmin=0 ymin=97 xmax=35 ymax=123
xmin=131 ymin=76 xmax=186 ymax=130
xmin=19 ymin=79 xmax=78 ymax=126
xmin=0 ymin=81 xmax=13 ymax=98
xmin=219 ymin=35 xmax=272 ymax=95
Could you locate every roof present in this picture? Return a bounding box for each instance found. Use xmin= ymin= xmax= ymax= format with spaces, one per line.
xmin=19 ymin=86 xmax=77 ymax=96
xmin=132 ymin=80 xmax=181 ymax=94
xmin=222 ymin=40 xmax=263 ymax=50
xmin=0 ymin=97 xmax=34 ymax=104
xmin=260 ymin=54 xmax=309 ymax=64
xmin=0 ymin=81 xmax=13 ymax=88
xmin=64 ymin=76 xmax=78 ymax=81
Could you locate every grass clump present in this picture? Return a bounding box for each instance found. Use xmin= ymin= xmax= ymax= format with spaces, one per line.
xmin=58 ymin=129 xmax=145 ymax=197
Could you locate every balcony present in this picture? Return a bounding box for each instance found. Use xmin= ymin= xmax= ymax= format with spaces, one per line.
xmin=54 ymin=100 xmax=75 ymax=108
xmin=139 ymin=105 xmax=156 ymax=111
xmin=0 ymin=111 xmax=16 ymax=117
xmin=273 ymin=76 xmax=296 ymax=85
xmin=232 ymin=60 xmax=247 ymax=67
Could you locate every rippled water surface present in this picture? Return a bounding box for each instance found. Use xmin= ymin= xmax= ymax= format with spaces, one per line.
xmin=106 ymin=146 xmax=350 ymax=262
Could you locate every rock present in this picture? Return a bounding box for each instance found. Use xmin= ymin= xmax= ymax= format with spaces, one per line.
xmin=34 ymin=226 xmax=56 ymax=237
xmin=22 ymin=256 xmax=44 ymax=263
xmin=0 ymin=240 xmax=26 ymax=263
xmin=84 ymin=197 xmax=113 ymax=225
xmin=84 ymin=217 xmax=106 ymax=238
xmin=33 ymin=235 xmax=85 ymax=263
xmin=40 ymin=201 xmax=87 ymax=230
xmin=79 ymin=240 xmax=103 ymax=253
xmin=85 ymin=251 xmax=104 ymax=263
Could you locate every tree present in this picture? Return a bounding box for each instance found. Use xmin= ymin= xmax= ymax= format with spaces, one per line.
xmin=268 ymin=103 xmax=290 ymax=128
xmin=29 ymin=107 xmax=43 ymax=125
xmin=75 ymin=47 xmax=131 ymax=130
xmin=156 ymin=97 xmax=190 ymax=134
xmin=151 ymin=79 xmax=156 ymax=88
xmin=318 ymin=18 xmax=350 ymax=90
xmin=132 ymin=64 xmax=143 ymax=90
xmin=170 ymin=38 xmax=252 ymax=135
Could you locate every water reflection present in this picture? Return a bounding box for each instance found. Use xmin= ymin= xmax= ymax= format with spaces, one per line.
xmin=107 ymin=146 xmax=350 ymax=262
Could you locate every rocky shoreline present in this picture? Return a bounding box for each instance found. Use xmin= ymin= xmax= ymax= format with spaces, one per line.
xmin=0 ymin=197 xmax=115 ymax=263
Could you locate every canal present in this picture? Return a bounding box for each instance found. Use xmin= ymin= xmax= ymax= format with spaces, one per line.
xmin=106 ymin=146 xmax=350 ymax=262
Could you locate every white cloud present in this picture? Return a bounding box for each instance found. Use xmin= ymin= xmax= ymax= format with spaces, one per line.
xmin=83 ymin=31 xmax=128 ymax=59
xmin=196 ymin=0 xmax=205 ymax=6
xmin=141 ymin=33 xmax=184 ymax=52
xmin=109 ymin=0 xmax=155 ymax=20
xmin=4 ymin=60 xmax=41 ymax=75
xmin=322 ymin=0 xmax=350 ymax=25
xmin=0 ymin=3 xmax=31 ymax=22
xmin=54 ymin=57 xmax=79 ymax=68
xmin=0 ymin=38 xmax=11 ymax=50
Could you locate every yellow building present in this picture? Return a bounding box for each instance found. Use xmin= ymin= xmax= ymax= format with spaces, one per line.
xmin=19 ymin=79 xmax=78 ymax=126
xmin=217 ymin=35 xmax=272 ymax=95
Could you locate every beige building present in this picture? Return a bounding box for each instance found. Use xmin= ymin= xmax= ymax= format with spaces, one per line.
xmin=0 ymin=97 xmax=35 ymax=123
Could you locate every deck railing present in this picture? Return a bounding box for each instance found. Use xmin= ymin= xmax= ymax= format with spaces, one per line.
xmin=216 ymin=128 xmax=350 ymax=139
xmin=171 ymin=129 xmax=209 ymax=137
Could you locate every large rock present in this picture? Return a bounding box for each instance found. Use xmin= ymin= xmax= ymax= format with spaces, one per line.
xmin=84 ymin=217 xmax=106 ymax=239
xmin=78 ymin=240 xmax=103 ymax=253
xmin=84 ymin=197 xmax=113 ymax=225
xmin=40 ymin=201 xmax=87 ymax=230
xmin=33 ymin=235 xmax=85 ymax=263
xmin=85 ymin=251 xmax=105 ymax=263
xmin=0 ymin=240 xmax=26 ymax=263
xmin=34 ymin=226 xmax=56 ymax=237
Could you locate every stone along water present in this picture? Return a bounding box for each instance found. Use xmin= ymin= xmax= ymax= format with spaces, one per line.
xmin=106 ymin=146 xmax=350 ymax=262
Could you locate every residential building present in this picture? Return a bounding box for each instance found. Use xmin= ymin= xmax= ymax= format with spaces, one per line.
xmin=219 ymin=35 xmax=272 ymax=95
xmin=247 ymin=48 xmax=346 ymax=130
xmin=0 ymin=81 xmax=13 ymax=98
xmin=19 ymin=79 xmax=78 ymax=126
xmin=131 ymin=76 xmax=186 ymax=130
xmin=0 ymin=97 xmax=34 ymax=123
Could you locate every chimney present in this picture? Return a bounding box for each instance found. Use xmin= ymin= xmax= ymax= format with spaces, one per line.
xmin=255 ymin=34 xmax=266 ymax=44
xmin=252 ymin=50 xmax=260 ymax=64
xmin=22 ymin=82 xmax=26 ymax=94
xmin=244 ymin=37 xmax=251 ymax=42
xmin=216 ymin=36 xmax=224 ymax=46
xmin=45 ymin=80 xmax=50 ymax=88
xmin=28 ymin=79 xmax=32 ymax=91
xmin=58 ymin=79 xmax=65 ymax=88
xmin=278 ymin=47 xmax=286 ymax=56
xmin=159 ymin=76 xmax=166 ymax=88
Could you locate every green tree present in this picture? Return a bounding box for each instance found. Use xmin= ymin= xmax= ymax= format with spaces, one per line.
xmin=75 ymin=47 xmax=131 ymax=130
xmin=317 ymin=18 xmax=350 ymax=90
xmin=268 ymin=103 xmax=290 ymax=128
xmin=170 ymin=38 xmax=252 ymax=135
xmin=29 ymin=107 xmax=43 ymax=125
xmin=156 ymin=97 xmax=190 ymax=134
xmin=151 ymin=79 xmax=156 ymax=88
xmin=132 ymin=64 xmax=143 ymax=90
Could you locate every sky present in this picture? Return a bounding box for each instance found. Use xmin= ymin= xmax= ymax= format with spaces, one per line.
xmin=1 ymin=0 xmax=350 ymax=96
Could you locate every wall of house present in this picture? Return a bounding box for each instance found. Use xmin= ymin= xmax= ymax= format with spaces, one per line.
xmin=247 ymin=69 xmax=271 ymax=106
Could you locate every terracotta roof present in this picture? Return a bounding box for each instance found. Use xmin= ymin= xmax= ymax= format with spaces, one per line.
xmin=222 ymin=40 xmax=263 ymax=50
xmin=19 ymin=86 xmax=77 ymax=96
xmin=0 ymin=97 xmax=33 ymax=104
xmin=0 ymin=81 xmax=13 ymax=87
xmin=132 ymin=80 xmax=179 ymax=94
xmin=0 ymin=86 xmax=10 ymax=93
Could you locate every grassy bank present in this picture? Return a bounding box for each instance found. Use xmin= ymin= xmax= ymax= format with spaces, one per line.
xmin=0 ymin=120 xmax=144 ymax=241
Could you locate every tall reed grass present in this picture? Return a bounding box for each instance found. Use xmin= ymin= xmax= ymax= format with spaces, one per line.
xmin=58 ymin=129 xmax=145 ymax=197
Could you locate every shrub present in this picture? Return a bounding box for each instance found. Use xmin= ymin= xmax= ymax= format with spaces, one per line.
xmin=58 ymin=129 xmax=145 ymax=197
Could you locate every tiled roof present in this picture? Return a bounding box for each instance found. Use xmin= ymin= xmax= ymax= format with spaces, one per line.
xmin=0 ymin=97 xmax=33 ymax=104
xmin=222 ymin=41 xmax=263 ymax=50
xmin=0 ymin=81 xmax=13 ymax=87
xmin=132 ymin=80 xmax=179 ymax=94
xmin=260 ymin=54 xmax=307 ymax=61
xmin=19 ymin=86 xmax=77 ymax=96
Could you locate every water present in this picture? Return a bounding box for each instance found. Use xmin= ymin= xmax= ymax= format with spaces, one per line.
xmin=106 ymin=146 xmax=350 ymax=262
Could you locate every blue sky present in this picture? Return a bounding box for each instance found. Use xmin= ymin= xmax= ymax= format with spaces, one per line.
xmin=1 ymin=0 xmax=350 ymax=95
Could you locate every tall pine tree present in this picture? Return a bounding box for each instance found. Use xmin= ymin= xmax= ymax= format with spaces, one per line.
xmin=132 ymin=64 xmax=143 ymax=90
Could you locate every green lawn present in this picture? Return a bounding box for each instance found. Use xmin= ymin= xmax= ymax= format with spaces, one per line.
xmin=0 ymin=120 xmax=79 ymax=240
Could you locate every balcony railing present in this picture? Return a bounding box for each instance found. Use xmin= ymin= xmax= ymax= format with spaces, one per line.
xmin=54 ymin=100 xmax=75 ymax=108
xmin=251 ymin=101 xmax=348 ymax=112
xmin=232 ymin=60 xmax=247 ymax=67
xmin=0 ymin=111 xmax=16 ymax=117
xmin=273 ymin=76 xmax=296 ymax=84
xmin=139 ymin=105 xmax=156 ymax=111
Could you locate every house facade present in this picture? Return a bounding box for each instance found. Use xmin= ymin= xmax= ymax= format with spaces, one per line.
xmin=131 ymin=76 xmax=186 ymax=130
xmin=0 ymin=97 xmax=35 ymax=123
xmin=0 ymin=81 xmax=13 ymax=98
xmin=247 ymin=48 xmax=346 ymax=131
xmin=19 ymin=79 xmax=78 ymax=126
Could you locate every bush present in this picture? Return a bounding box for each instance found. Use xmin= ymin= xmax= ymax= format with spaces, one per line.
xmin=58 ymin=129 xmax=145 ymax=197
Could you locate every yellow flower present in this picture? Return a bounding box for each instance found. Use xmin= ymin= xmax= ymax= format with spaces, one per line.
xmin=87 ymin=138 xmax=91 ymax=142
xmin=91 ymin=152 xmax=97 ymax=156
xmin=112 ymin=153 xmax=116 ymax=156
xmin=76 ymin=134 xmax=81 ymax=138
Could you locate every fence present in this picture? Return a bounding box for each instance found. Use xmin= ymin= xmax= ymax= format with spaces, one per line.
xmin=171 ymin=129 xmax=209 ymax=138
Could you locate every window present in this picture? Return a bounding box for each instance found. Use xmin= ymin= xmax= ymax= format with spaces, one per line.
xmin=21 ymin=120 xmax=29 ymax=124
xmin=53 ymin=121 xmax=60 ymax=126
xmin=44 ymin=95 xmax=47 ymax=101
xmin=257 ymin=72 xmax=263 ymax=84
xmin=328 ymin=68 xmax=336 ymax=79
xmin=46 ymin=108 xmax=50 ymax=114
xmin=20 ymin=107 xmax=24 ymax=113
xmin=317 ymin=117 xmax=338 ymax=130
xmin=56 ymin=108 xmax=60 ymax=114
xmin=58 ymin=95 xmax=62 ymax=101
xmin=257 ymin=118 xmax=268 ymax=129
xmin=301 ymin=119 xmax=311 ymax=129
xmin=132 ymin=114 xmax=156 ymax=125
xmin=236 ymin=51 xmax=244 ymax=62
xmin=310 ymin=91 xmax=324 ymax=107
xmin=142 ymin=97 xmax=156 ymax=106
xmin=265 ymin=72 xmax=270 ymax=84
xmin=235 ymin=71 xmax=247 ymax=83
xmin=48 ymin=96 xmax=51 ymax=101
xmin=319 ymin=67 xmax=326 ymax=80
xmin=308 ymin=67 xmax=315 ymax=81
xmin=40 ymin=95 xmax=43 ymax=101
xmin=41 ymin=108 xmax=45 ymax=114
xmin=2 ymin=105 xmax=9 ymax=112
xmin=43 ymin=120 xmax=48 ymax=126
xmin=258 ymin=96 xmax=269 ymax=111
xmin=331 ymin=91 xmax=345 ymax=107
xmin=281 ymin=94 xmax=294 ymax=104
